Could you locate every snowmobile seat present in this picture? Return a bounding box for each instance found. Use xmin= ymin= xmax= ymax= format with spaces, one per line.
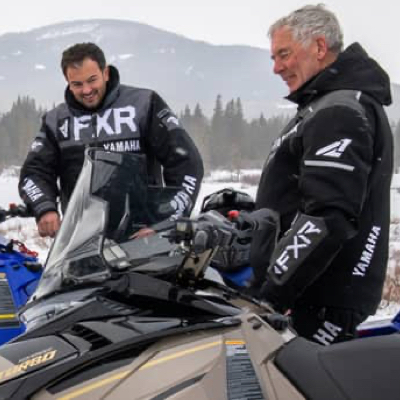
xmin=275 ymin=335 xmax=400 ymax=400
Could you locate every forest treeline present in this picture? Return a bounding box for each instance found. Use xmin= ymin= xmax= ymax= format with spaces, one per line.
xmin=5 ymin=95 xmax=400 ymax=174
xmin=0 ymin=97 xmax=43 ymax=169
xmin=0 ymin=95 xmax=291 ymax=173
xmin=180 ymin=95 xmax=290 ymax=171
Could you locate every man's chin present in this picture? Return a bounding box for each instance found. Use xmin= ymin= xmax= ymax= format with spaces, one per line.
xmin=287 ymin=83 xmax=300 ymax=94
xmin=80 ymin=100 xmax=99 ymax=109
xmin=283 ymin=78 xmax=299 ymax=93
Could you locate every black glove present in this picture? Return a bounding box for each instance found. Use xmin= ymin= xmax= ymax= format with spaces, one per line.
xmin=261 ymin=312 xmax=291 ymax=331
xmin=231 ymin=208 xmax=279 ymax=232
xmin=259 ymin=279 xmax=289 ymax=314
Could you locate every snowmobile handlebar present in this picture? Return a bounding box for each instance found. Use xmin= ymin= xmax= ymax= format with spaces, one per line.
xmin=168 ymin=218 xmax=233 ymax=253
xmin=0 ymin=203 xmax=33 ymax=224
xmin=167 ymin=217 xmax=235 ymax=286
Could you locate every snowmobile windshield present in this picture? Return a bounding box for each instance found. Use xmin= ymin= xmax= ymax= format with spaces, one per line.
xmin=32 ymin=149 xmax=180 ymax=301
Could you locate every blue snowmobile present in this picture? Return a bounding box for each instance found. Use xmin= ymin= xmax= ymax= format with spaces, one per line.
xmin=0 ymin=204 xmax=42 ymax=344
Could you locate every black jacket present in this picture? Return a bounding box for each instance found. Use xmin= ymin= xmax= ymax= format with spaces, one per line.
xmin=19 ymin=66 xmax=204 ymax=220
xmin=253 ymin=43 xmax=393 ymax=314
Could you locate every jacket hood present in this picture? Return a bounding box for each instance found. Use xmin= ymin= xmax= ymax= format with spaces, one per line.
xmin=287 ymin=43 xmax=392 ymax=107
xmin=65 ymin=65 xmax=120 ymax=115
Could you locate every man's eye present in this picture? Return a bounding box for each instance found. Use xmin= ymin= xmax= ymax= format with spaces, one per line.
xmin=280 ymin=51 xmax=290 ymax=60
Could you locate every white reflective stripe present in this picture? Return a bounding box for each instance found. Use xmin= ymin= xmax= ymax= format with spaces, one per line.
xmin=304 ymin=160 xmax=355 ymax=171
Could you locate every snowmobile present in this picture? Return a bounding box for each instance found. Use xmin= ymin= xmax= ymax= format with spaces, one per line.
xmin=357 ymin=308 xmax=400 ymax=337
xmin=0 ymin=149 xmax=399 ymax=400
xmin=0 ymin=204 xmax=42 ymax=345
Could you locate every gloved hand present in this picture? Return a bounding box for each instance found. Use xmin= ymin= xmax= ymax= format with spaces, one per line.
xmin=259 ymin=279 xmax=290 ymax=315
xmin=229 ymin=208 xmax=280 ymax=232
xmin=261 ymin=312 xmax=291 ymax=331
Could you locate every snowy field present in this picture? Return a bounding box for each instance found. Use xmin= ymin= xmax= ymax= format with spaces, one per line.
xmin=1 ymin=167 xmax=400 ymax=321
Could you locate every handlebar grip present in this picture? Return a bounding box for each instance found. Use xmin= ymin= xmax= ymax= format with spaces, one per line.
xmin=0 ymin=204 xmax=33 ymax=223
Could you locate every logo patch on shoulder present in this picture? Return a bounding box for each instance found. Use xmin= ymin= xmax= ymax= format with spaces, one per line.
xmin=316 ymin=139 xmax=352 ymax=158
xmin=58 ymin=118 xmax=70 ymax=140
xmin=157 ymin=108 xmax=180 ymax=131
xmin=30 ymin=139 xmax=43 ymax=152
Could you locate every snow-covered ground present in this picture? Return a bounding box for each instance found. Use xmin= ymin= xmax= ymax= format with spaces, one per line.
xmin=0 ymin=168 xmax=52 ymax=263
xmin=1 ymin=167 xmax=399 ymax=321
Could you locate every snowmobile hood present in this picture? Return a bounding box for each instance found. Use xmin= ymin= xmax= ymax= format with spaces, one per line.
xmin=287 ymin=42 xmax=392 ymax=107
xmin=0 ymin=335 xmax=77 ymax=385
xmin=0 ymin=312 xmax=294 ymax=400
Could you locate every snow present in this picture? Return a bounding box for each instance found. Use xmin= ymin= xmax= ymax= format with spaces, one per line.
xmin=0 ymin=167 xmax=50 ymax=263
xmin=185 ymin=66 xmax=194 ymax=75
xmin=34 ymin=64 xmax=46 ymax=70
xmin=276 ymin=102 xmax=297 ymax=110
xmin=153 ymin=48 xmax=176 ymax=54
xmin=118 ymin=54 xmax=134 ymax=60
xmin=0 ymin=171 xmax=20 ymax=207
xmin=35 ymin=24 xmax=99 ymax=40
xmin=206 ymin=169 xmax=261 ymax=182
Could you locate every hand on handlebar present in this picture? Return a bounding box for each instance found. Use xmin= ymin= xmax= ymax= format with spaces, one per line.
xmin=130 ymin=227 xmax=156 ymax=239
xmin=228 ymin=208 xmax=280 ymax=232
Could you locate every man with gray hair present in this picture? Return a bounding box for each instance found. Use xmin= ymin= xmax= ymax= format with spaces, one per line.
xmin=251 ymin=4 xmax=393 ymax=344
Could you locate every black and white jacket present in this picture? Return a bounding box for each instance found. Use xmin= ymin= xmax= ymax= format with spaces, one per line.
xmin=253 ymin=43 xmax=393 ymax=315
xmin=19 ymin=66 xmax=204 ymax=220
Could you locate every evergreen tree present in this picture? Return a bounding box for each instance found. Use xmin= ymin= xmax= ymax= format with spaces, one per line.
xmin=210 ymin=95 xmax=226 ymax=168
xmin=192 ymin=103 xmax=211 ymax=170
xmin=0 ymin=96 xmax=43 ymax=168
xmin=231 ymin=97 xmax=246 ymax=176
xmin=180 ymin=105 xmax=192 ymax=128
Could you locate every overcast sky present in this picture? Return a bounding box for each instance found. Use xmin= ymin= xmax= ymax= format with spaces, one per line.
xmin=2 ymin=0 xmax=400 ymax=82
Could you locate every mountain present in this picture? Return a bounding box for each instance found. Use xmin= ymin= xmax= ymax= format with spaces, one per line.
xmin=0 ymin=19 xmax=398 ymax=121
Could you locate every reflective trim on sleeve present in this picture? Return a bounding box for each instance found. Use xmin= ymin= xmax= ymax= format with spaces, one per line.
xmin=304 ymin=160 xmax=355 ymax=171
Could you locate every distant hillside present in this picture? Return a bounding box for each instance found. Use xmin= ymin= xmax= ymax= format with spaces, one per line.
xmin=0 ymin=19 xmax=398 ymax=120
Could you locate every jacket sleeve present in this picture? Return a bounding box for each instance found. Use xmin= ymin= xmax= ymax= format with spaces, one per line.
xmin=262 ymin=104 xmax=374 ymax=310
xmin=18 ymin=116 xmax=60 ymax=220
xmin=145 ymin=91 xmax=204 ymax=218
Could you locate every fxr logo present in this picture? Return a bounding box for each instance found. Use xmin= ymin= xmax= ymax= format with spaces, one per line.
xmin=274 ymin=221 xmax=322 ymax=275
xmin=60 ymin=106 xmax=137 ymax=140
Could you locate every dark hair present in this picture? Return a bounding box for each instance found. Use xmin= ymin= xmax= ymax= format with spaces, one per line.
xmin=61 ymin=42 xmax=106 ymax=76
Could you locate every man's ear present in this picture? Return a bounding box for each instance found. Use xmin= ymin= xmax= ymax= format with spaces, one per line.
xmin=315 ymin=37 xmax=328 ymax=60
xmin=104 ymin=65 xmax=110 ymax=81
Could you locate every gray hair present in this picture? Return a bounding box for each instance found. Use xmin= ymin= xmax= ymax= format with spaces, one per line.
xmin=268 ymin=4 xmax=343 ymax=53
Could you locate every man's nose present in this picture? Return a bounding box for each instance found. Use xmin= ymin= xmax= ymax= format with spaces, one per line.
xmin=273 ymin=59 xmax=284 ymax=75
xmin=82 ymin=83 xmax=92 ymax=94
